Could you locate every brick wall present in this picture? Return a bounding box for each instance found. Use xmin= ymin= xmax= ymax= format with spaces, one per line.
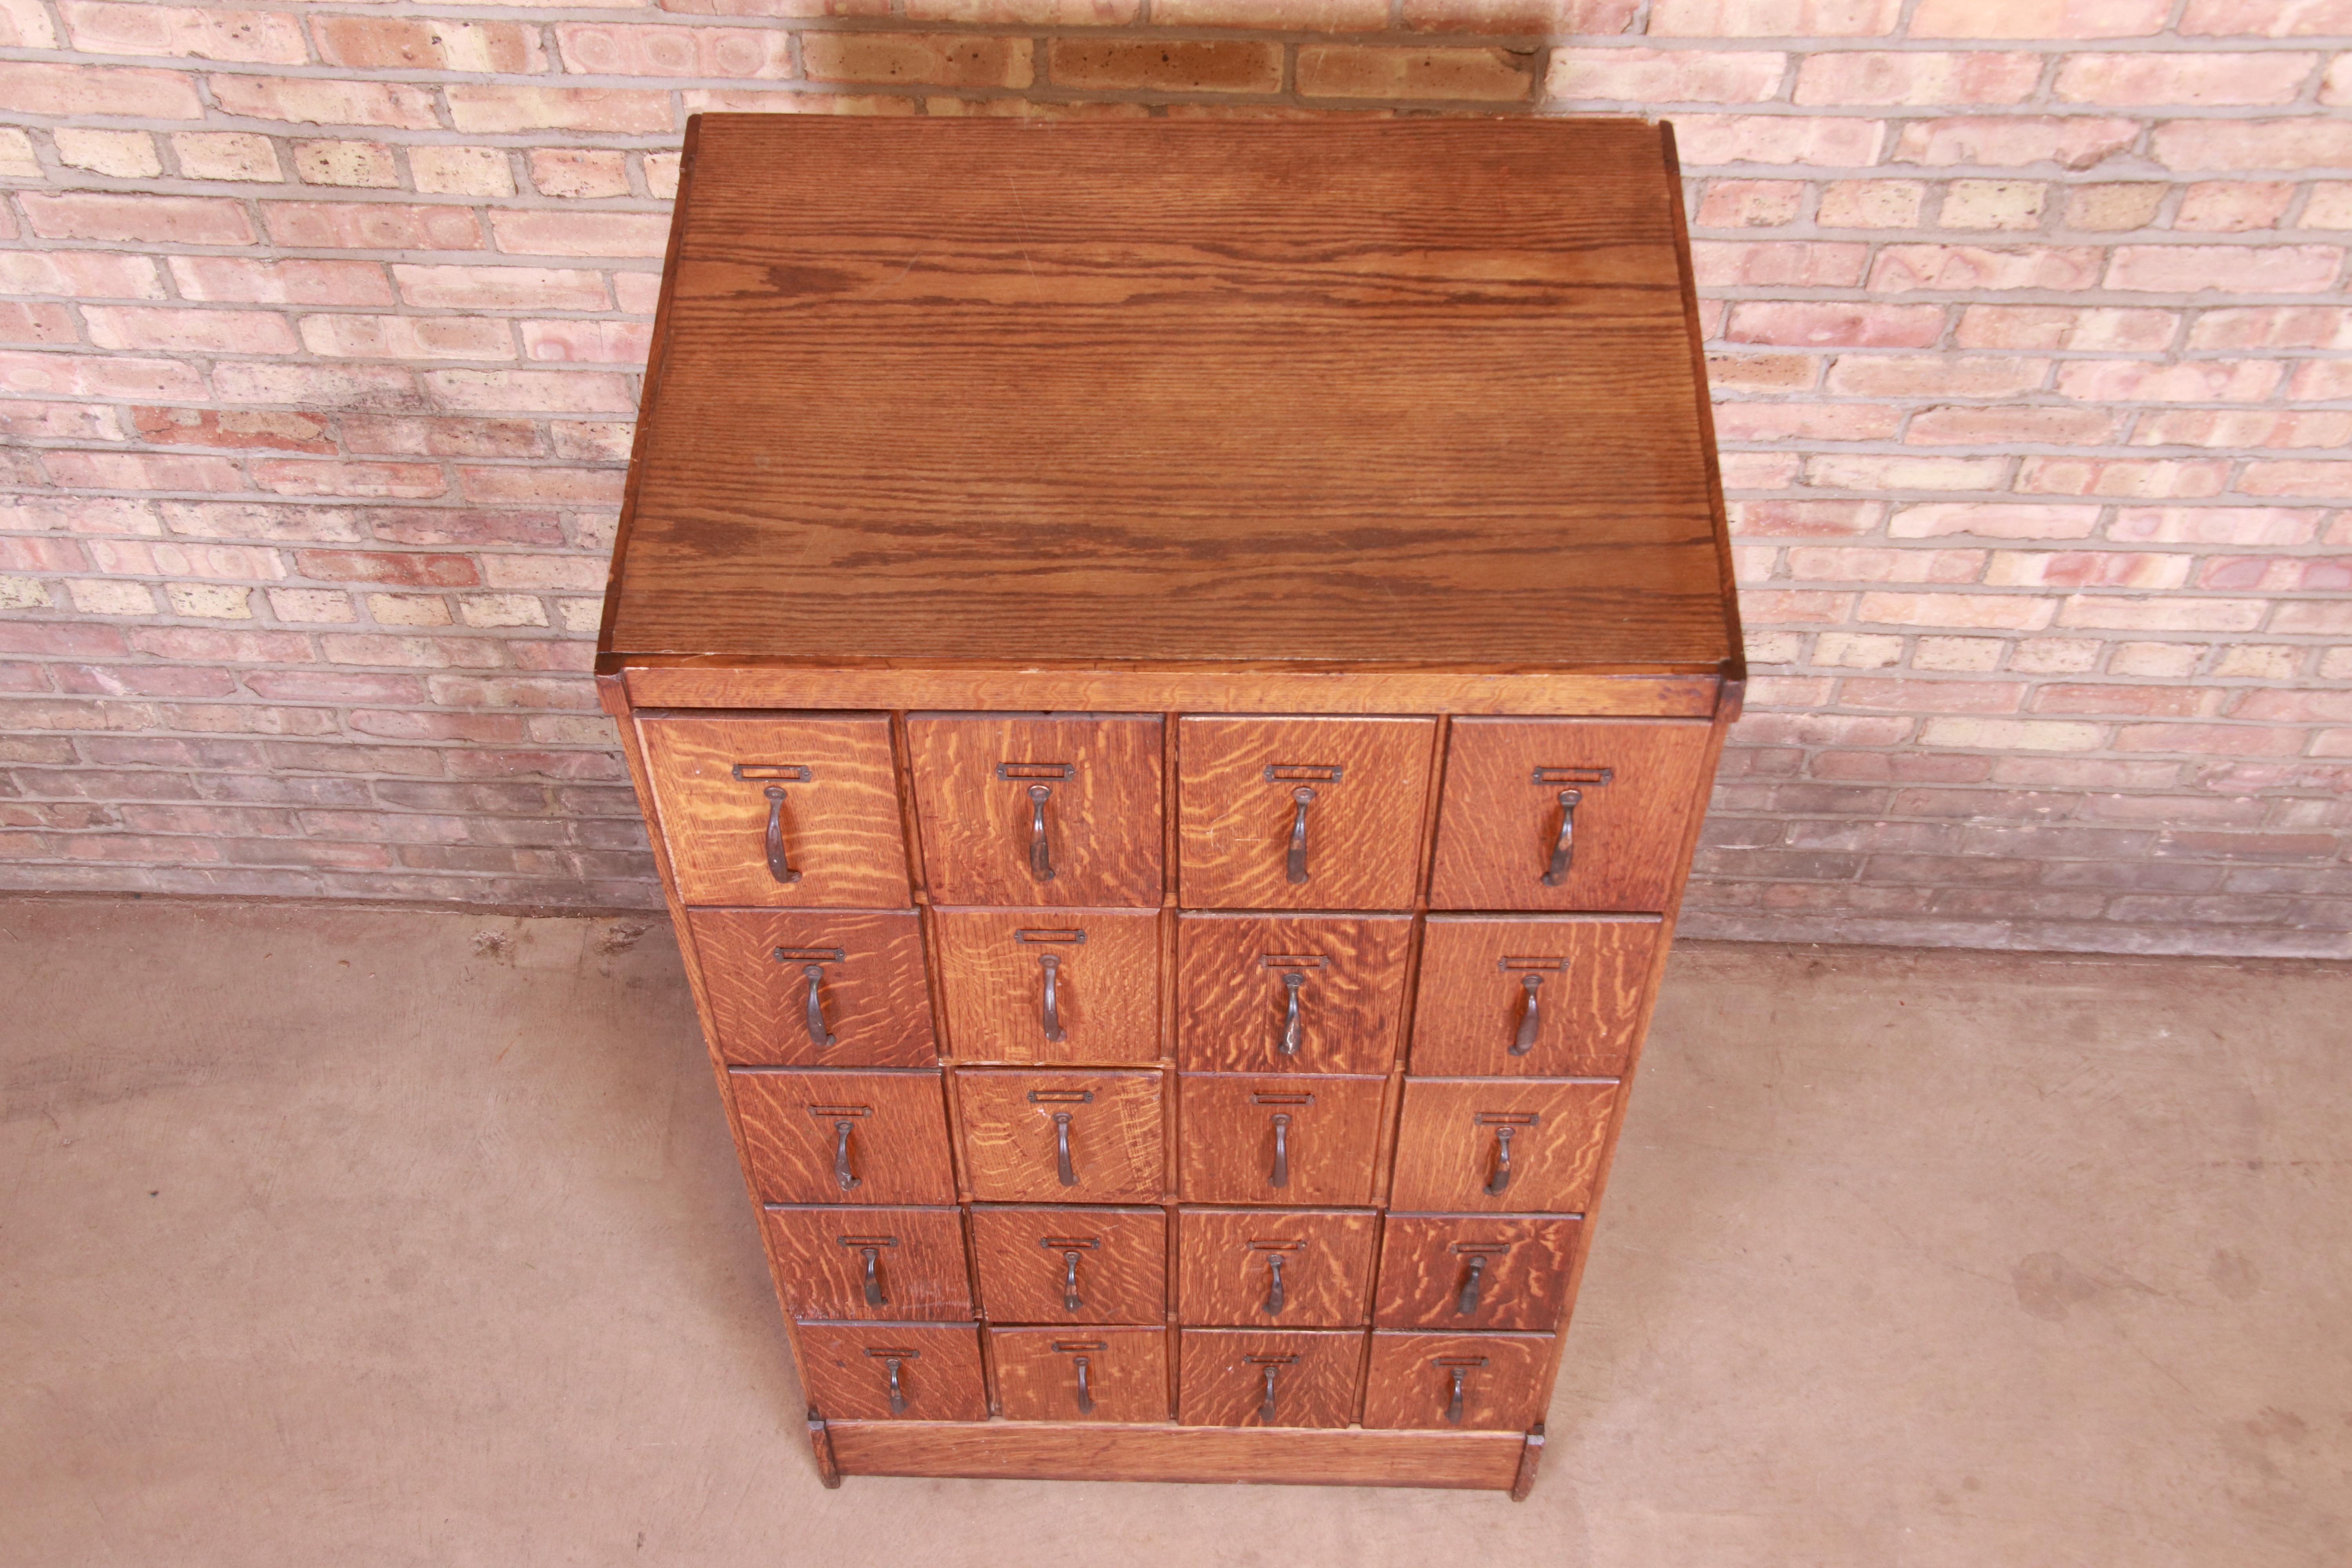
xmin=1 ymin=1 xmax=2347 ymax=956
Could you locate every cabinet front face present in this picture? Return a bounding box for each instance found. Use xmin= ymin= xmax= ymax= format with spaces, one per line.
xmin=1178 ymin=1074 xmax=1387 ymax=1207
xmin=932 ymin=908 xmax=1160 ymax=1066
xmin=1428 ymin=718 xmax=1713 ymax=913
xmin=1388 ymin=1079 xmax=1620 ymax=1214
xmin=1176 ymin=716 xmax=1435 ymax=911
xmin=690 ymin=909 xmax=936 ymax=1068
xmin=1408 ymin=915 xmax=1662 ymax=1078
xmin=731 ymin=1068 xmax=957 ymax=1206
xmin=906 ymin=714 xmax=1164 ymax=907
xmin=968 ymin=1205 xmax=1167 ymax=1327
xmin=1175 ymin=913 xmax=1412 ymax=1076
xmin=1360 ymin=1331 xmax=1552 ymax=1432
xmin=641 ymin=713 xmax=911 ymax=908
xmin=1176 ymin=1207 xmax=1376 ymax=1329
xmin=991 ymin=1327 xmax=1169 ymax=1424
xmin=764 ymin=1205 xmax=973 ymax=1322
xmin=1176 ymin=1328 xmax=1365 ymax=1430
xmin=1372 ymin=1215 xmax=1583 ymax=1334
xmin=796 ymin=1323 xmax=989 ymax=1423
xmin=955 ymin=1068 xmax=1165 ymax=1204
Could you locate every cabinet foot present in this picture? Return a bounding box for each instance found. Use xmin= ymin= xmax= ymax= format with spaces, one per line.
xmin=809 ymin=1408 xmax=842 ymax=1489
xmin=1509 ymin=1424 xmax=1545 ymax=1502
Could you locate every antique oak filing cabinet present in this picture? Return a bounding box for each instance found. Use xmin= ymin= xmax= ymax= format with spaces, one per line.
xmin=599 ymin=115 xmax=1743 ymax=1496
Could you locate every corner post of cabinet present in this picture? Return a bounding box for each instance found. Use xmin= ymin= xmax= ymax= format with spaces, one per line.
xmin=1509 ymin=1423 xmax=1545 ymax=1501
xmin=808 ymin=1408 xmax=842 ymax=1489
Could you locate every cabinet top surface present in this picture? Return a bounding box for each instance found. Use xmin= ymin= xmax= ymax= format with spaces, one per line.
xmin=604 ymin=116 xmax=1737 ymax=675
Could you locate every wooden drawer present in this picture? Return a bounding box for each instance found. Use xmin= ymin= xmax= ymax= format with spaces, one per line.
xmin=991 ymin=1326 xmax=1169 ymax=1423
xmin=1372 ymin=1214 xmax=1583 ymax=1333
xmin=1175 ymin=913 xmax=1411 ymax=1075
xmin=640 ymin=712 xmax=910 ymax=908
xmin=1176 ymin=716 xmax=1435 ymax=911
xmin=1388 ymin=1078 xmax=1619 ymax=1214
xmin=1408 ymin=915 xmax=1661 ymax=1078
xmin=1427 ymin=717 xmax=1713 ymax=913
xmin=1360 ymin=1330 xmax=1552 ymax=1432
xmin=731 ymin=1067 xmax=956 ymax=1205
xmin=933 ymin=907 xmax=1160 ymax=1065
xmin=1175 ymin=1207 xmax=1376 ymax=1328
xmin=968 ymin=1204 xmax=1167 ymax=1326
xmin=906 ymin=714 xmax=1163 ymax=907
xmin=689 ymin=909 xmax=935 ymax=1068
xmin=797 ymin=1321 xmax=988 ymax=1423
xmin=1176 ymin=1328 xmax=1364 ymax=1430
xmin=763 ymin=1205 xmax=973 ymax=1323
xmin=1178 ymin=1074 xmax=1386 ymax=1207
xmin=956 ymin=1068 xmax=1165 ymax=1203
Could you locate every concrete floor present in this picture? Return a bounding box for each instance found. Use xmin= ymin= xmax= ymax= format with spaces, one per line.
xmin=2 ymin=900 xmax=2345 ymax=1567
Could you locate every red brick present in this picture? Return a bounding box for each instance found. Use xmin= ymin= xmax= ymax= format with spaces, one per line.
xmin=60 ymin=2 xmax=308 ymax=62
xmin=1706 ymin=352 xmax=1820 ymax=392
xmin=1839 ymin=678 xmax=2023 ymax=713
xmin=2151 ymin=118 xmax=2352 ymax=172
xmin=47 ymin=452 xmax=246 ymax=493
xmin=167 ymin=257 xmax=395 ymax=307
xmin=1728 ymin=500 xmax=1883 ymax=537
xmin=2240 ymin=461 xmax=2352 ymax=498
xmin=426 ymin=676 xmax=598 ymax=711
xmin=446 ymin=86 xmax=676 ymax=136
xmin=1691 ymin=241 xmax=1869 ymax=288
xmin=0 ymin=303 xmax=75 ymax=347
xmin=1154 ymin=0 xmax=1379 ymax=24
xmin=1869 ymin=245 xmax=2103 ymax=293
xmin=1668 ymin=114 xmax=1884 ymax=166
xmin=364 ymin=510 xmax=566 ymax=547
xmin=1737 ymin=589 xmax=1854 ymax=624
xmin=1891 ymin=116 xmax=2140 ymax=169
xmin=211 ymin=362 xmax=421 ymax=408
xmin=2105 ymin=244 xmax=2344 ymax=294
xmin=83 ymin=305 xmax=298 ymax=356
xmin=1984 ymin=550 xmax=2192 ymax=589
xmin=456 ymin=466 xmax=628 ymax=505
xmin=2285 ymin=359 xmax=2352 ymax=400
xmin=340 ymin=416 xmax=541 ymax=459
xmin=2107 ymin=506 xmax=2320 ymax=546
xmin=254 ymin=461 xmax=448 ymax=501
xmin=2174 ymin=181 xmax=2299 ymax=232
xmin=1649 ymin=0 xmax=1900 ymax=33
xmin=209 ymin=75 xmax=440 ymax=129
xmin=133 ymin=409 xmax=334 ymax=454
xmin=124 ymin=627 xmax=313 ymax=663
xmin=1906 ymin=405 xmax=2121 ymax=445
xmin=0 ymin=250 xmax=164 ymax=300
xmin=551 ymin=423 xmax=634 ymax=462
xmin=0 ymin=537 xmax=87 ymax=572
xmin=2056 ymin=595 xmax=2267 ymax=631
xmin=1546 ymin=49 xmax=1784 ymax=103
xmin=1049 ymin=38 xmax=1276 ymax=94
xmin=1715 ymin=402 xmax=1906 ymax=441
xmin=1695 ymin=180 xmax=1805 ymax=229
xmin=1911 ymin=0 xmax=2169 ymax=36
xmin=518 ymin=320 xmax=654 ymax=364
xmin=265 ymin=203 xmax=488 ymax=253
xmin=1953 ymin=305 xmax=2178 ymax=352
xmin=21 ymin=193 xmax=253 ymax=247
xmin=488 ymin=211 xmax=672 ymax=259
xmin=424 ymin=369 xmax=636 ymax=414
xmin=2054 ymin=50 xmax=2318 ymax=105
xmin=558 ymin=23 xmax=795 ymax=77
xmin=288 ymin=550 xmax=478 ymax=588
xmin=2054 ymin=359 xmax=2283 ymax=402
xmin=158 ymin=502 xmax=363 ymax=544
xmin=4 ymin=496 xmax=163 ymax=536
xmin=299 ymin=315 xmax=514 ymax=362
xmin=1792 ymin=50 xmax=2038 ymax=105
xmin=1786 ymin=546 xmax=1985 ymax=583
xmin=2016 ymin=457 xmax=2231 ymax=497
xmin=1824 ymin=354 xmax=2048 ymax=398
xmin=2113 ymin=724 xmax=2312 ymax=757
xmin=528 ymin=149 xmax=630 ymax=200
xmin=2181 ymin=0 xmax=2352 ymax=33
xmin=0 ymin=349 xmax=207 ymax=401
xmin=0 ymin=61 xmax=205 ymax=118
xmin=0 ymin=400 xmax=120 ymax=441
xmin=1856 ymin=591 xmax=2055 ymax=629
xmin=390 ymin=265 xmax=610 ymax=313
xmin=1725 ymin=302 xmax=1946 ymax=347
xmin=312 ymin=16 xmax=547 ymax=73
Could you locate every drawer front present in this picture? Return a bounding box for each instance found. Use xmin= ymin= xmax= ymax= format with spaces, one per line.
xmin=690 ymin=909 xmax=935 ymax=1068
xmin=1387 ymin=1079 xmax=1619 ymax=1214
xmin=1178 ymin=1074 xmax=1386 ymax=1207
xmin=1176 ymin=715 xmax=1435 ymax=911
xmin=907 ymin=714 xmax=1163 ymax=907
xmin=1176 ymin=1328 xmax=1365 ymax=1430
xmin=1372 ymin=1214 xmax=1583 ymax=1333
xmin=1427 ymin=717 xmax=1713 ymax=913
xmin=731 ymin=1068 xmax=956 ymax=1205
xmin=1175 ymin=913 xmax=1411 ymax=1076
xmin=1176 ymin=1207 xmax=1376 ymax=1328
xmin=641 ymin=713 xmax=910 ymax=908
xmin=1408 ymin=915 xmax=1662 ymax=1078
xmin=991 ymin=1326 xmax=1169 ymax=1423
xmin=968 ymin=1204 xmax=1167 ymax=1326
xmin=933 ymin=907 xmax=1160 ymax=1066
xmin=1360 ymin=1330 xmax=1552 ymax=1432
xmin=764 ymin=1205 xmax=973 ymax=1323
xmin=956 ymin=1068 xmax=1165 ymax=1203
xmin=796 ymin=1321 xmax=988 ymax=1423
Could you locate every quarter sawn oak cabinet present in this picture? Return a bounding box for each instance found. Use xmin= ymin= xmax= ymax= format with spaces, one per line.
xmin=601 ymin=115 xmax=1742 ymax=1498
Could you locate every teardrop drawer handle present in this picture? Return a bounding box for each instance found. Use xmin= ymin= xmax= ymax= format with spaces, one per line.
xmin=803 ymin=964 xmax=838 ymax=1049
xmin=1279 ymin=969 xmax=1305 ymax=1058
xmin=1510 ymin=973 xmax=1542 ymax=1057
xmin=1026 ymin=784 xmax=1055 ymax=883
xmin=1061 ymin=1249 xmax=1084 ymax=1312
xmin=1053 ymin=1110 xmax=1078 ymax=1188
xmin=1541 ymin=788 xmax=1581 ymax=887
xmin=1259 ymin=1363 xmax=1281 ymax=1425
xmin=1285 ymin=786 xmax=1316 ymax=885
xmin=832 ymin=1119 xmax=860 ymax=1192
xmin=1039 ymin=953 xmax=1066 ymax=1043
xmin=763 ymin=786 xmax=802 ymax=886
xmin=1264 ymin=1251 xmax=1287 ymax=1317
xmin=1446 ymin=1365 xmax=1467 ymax=1426
xmin=1269 ymin=1112 xmax=1291 ymax=1191
xmin=860 ymin=1245 xmax=886 ymax=1307
xmin=1484 ymin=1124 xmax=1514 ymax=1197
xmin=1455 ymin=1254 xmax=1487 ymax=1316
xmin=884 ymin=1355 xmax=907 ymax=1415
xmin=1073 ymin=1355 xmax=1095 ymax=1415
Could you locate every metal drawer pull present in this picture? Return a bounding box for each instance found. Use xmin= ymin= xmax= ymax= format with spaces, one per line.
xmin=1270 ymin=1112 xmax=1292 ymax=1190
xmin=1485 ymin=1124 xmax=1514 ymax=1196
xmin=1456 ymin=1254 xmax=1487 ymax=1316
xmin=1541 ymin=789 xmax=1581 ymax=887
xmin=860 ymin=1245 xmax=886 ymax=1306
xmin=1512 ymin=973 xmax=1542 ymax=1056
xmin=832 ymin=1120 xmax=860 ymax=1192
xmin=1446 ymin=1365 xmax=1466 ymax=1425
xmin=1073 ymin=1355 xmax=1094 ymax=1415
xmin=1053 ymin=1110 xmax=1078 ymax=1187
xmin=1285 ymin=786 xmax=1316 ymax=884
xmin=1062 ymin=1249 xmax=1084 ymax=1311
xmin=1265 ymin=1251 xmax=1286 ymax=1316
xmin=763 ymin=786 xmax=802 ymax=885
xmin=1026 ymin=784 xmax=1055 ymax=883
xmin=1279 ymin=969 xmax=1305 ymax=1057
xmin=1039 ymin=952 xmax=1066 ymax=1042
xmin=1259 ymin=1363 xmax=1280 ymax=1425
xmin=802 ymin=964 xmax=838 ymax=1049
xmin=884 ymin=1354 xmax=908 ymax=1415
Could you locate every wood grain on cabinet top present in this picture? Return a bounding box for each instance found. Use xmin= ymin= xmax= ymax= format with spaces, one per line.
xmin=603 ymin=116 xmax=1738 ymax=675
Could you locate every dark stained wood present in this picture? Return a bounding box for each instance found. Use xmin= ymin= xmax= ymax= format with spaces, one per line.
xmin=955 ymin=1068 xmax=1165 ymax=1203
xmin=797 ymin=1321 xmax=990 ymax=1423
xmin=1510 ymin=1423 xmax=1545 ymax=1502
xmin=1389 ymin=1079 xmax=1619 ymax=1215
xmin=1407 ymin=915 xmax=1662 ymax=1078
xmin=690 ymin=908 xmax=935 ymax=1068
xmin=1178 ymin=1074 xmax=1387 ymax=1207
xmin=639 ymin=712 xmax=911 ymax=908
xmin=932 ymin=907 xmax=1160 ymax=1065
xmin=991 ymin=1327 xmax=1169 ymax=1424
xmin=1371 ymin=1214 xmax=1584 ymax=1334
xmin=808 ymin=1408 xmax=841 ymax=1488
xmin=1360 ymin=1330 xmax=1552 ymax=1432
xmin=764 ymin=1205 xmax=973 ymax=1323
xmin=969 ymin=1204 xmax=1167 ymax=1326
xmin=1176 ymin=1328 xmax=1365 ymax=1429
xmin=824 ymin=1419 xmax=1523 ymax=1490
xmin=1174 ymin=913 xmax=1411 ymax=1075
xmin=1176 ymin=717 xmax=1436 ymax=911
xmin=906 ymin=715 xmax=1163 ymax=907
xmin=730 ymin=1067 xmax=956 ymax=1206
xmin=1428 ymin=717 xmax=1715 ymax=912
xmin=1175 ymin=1207 xmax=1378 ymax=1329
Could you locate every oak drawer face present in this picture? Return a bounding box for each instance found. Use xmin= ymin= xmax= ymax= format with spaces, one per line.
xmin=763 ymin=1205 xmax=972 ymax=1323
xmin=1372 ymin=1215 xmax=1583 ymax=1333
xmin=690 ymin=909 xmax=935 ymax=1068
xmin=1178 ymin=1074 xmax=1386 ymax=1207
xmin=730 ymin=1068 xmax=956 ymax=1206
xmin=933 ymin=908 xmax=1160 ymax=1066
xmin=1175 ymin=913 xmax=1411 ymax=1076
xmin=796 ymin=1322 xmax=988 ymax=1423
xmin=1176 ymin=1328 xmax=1364 ymax=1430
xmin=991 ymin=1327 xmax=1169 ymax=1424
xmin=1427 ymin=718 xmax=1713 ymax=912
xmin=1176 ymin=716 xmax=1436 ymax=911
xmin=907 ymin=715 xmax=1164 ymax=907
xmin=1387 ymin=1079 xmax=1619 ymax=1214
xmin=1408 ymin=915 xmax=1662 ymax=1078
xmin=641 ymin=713 xmax=910 ymax=908
xmin=969 ymin=1205 xmax=1167 ymax=1326
xmin=1176 ymin=1207 xmax=1377 ymax=1329
xmin=956 ymin=1068 xmax=1165 ymax=1204
xmin=1360 ymin=1331 xmax=1552 ymax=1432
